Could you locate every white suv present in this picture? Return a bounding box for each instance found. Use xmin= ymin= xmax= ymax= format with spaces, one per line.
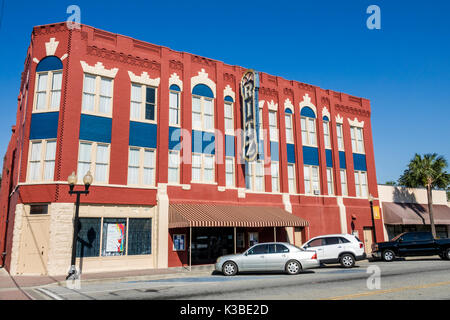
xmin=301 ymin=234 xmax=366 ymax=268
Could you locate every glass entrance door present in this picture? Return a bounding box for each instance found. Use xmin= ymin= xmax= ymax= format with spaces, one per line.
xmin=191 ymin=228 xmax=234 ymax=264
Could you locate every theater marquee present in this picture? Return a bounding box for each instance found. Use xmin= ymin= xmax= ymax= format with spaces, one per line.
xmin=241 ymin=70 xmax=260 ymax=162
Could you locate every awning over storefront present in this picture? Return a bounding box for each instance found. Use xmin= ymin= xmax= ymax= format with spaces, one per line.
xmin=168 ymin=203 xmax=309 ymax=228
xmin=382 ymin=202 xmax=450 ymax=225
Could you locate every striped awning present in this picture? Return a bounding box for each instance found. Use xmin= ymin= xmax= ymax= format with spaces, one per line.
xmin=169 ymin=203 xmax=309 ymax=228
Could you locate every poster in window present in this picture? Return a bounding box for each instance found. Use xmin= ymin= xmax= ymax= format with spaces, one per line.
xmin=173 ymin=234 xmax=185 ymax=251
xmin=105 ymin=223 xmax=126 ymax=254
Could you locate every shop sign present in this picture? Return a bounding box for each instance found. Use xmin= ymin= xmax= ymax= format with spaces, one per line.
xmin=241 ymin=69 xmax=260 ymax=162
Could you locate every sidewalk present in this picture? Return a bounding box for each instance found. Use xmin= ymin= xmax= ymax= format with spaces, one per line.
xmin=0 ymin=264 xmax=215 ymax=300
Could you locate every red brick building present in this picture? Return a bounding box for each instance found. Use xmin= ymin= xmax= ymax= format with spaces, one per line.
xmin=0 ymin=22 xmax=384 ymax=275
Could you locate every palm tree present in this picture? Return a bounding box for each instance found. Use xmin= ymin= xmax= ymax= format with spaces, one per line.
xmin=398 ymin=153 xmax=450 ymax=238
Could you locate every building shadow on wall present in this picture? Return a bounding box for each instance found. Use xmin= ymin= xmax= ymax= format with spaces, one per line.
xmin=77 ymin=224 xmax=96 ymax=275
xmin=392 ymin=187 xmax=427 ymax=225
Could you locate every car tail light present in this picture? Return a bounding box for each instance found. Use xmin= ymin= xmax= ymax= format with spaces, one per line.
xmin=359 ymin=243 xmax=364 ymax=249
xmin=311 ymin=252 xmax=317 ymax=260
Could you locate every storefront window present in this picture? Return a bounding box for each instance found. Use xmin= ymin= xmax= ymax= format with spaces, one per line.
xmin=248 ymin=232 xmax=259 ymax=247
xmin=76 ymin=218 xmax=101 ymax=258
xmin=128 ymin=218 xmax=152 ymax=255
xmin=102 ymin=218 xmax=127 ymax=256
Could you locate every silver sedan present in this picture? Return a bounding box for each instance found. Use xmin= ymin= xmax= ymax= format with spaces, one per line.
xmin=215 ymin=242 xmax=319 ymax=276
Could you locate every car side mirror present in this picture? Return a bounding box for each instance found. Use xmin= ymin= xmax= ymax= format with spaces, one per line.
xmin=398 ymin=238 xmax=403 ymax=242
xmin=244 ymin=252 xmax=248 ymax=256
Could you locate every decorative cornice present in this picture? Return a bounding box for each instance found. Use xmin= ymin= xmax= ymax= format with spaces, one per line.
xmin=335 ymin=103 xmax=370 ymax=117
xmin=128 ymin=70 xmax=160 ymax=87
xmin=80 ymin=61 xmax=119 ymax=78
xmin=86 ymin=46 xmax=160 ymax=70
xmin=259 ymin=86 xmax=278 ymax=98
xmin=191 ymin=55 xmax=216 ymax=67
xmin=169 ymin=60 xmax=183 ymax=71
xmin=299 ymin=93 xmax=317 ymax=116
xmin=348 ymin=117 xmax=365 ymax=128
xmin=169 ymin=72 xmax=183 ymax=91
xmin=191 ymin=68 xmax=216 ymax=97
xmin=224 ymin=73 xmax=235 ymax=82
xmin=223 ymin=84 xmax=235 ymax=101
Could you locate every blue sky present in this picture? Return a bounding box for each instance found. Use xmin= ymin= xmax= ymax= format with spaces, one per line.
xmin=0 ymin=0 xmax=449 ymax=183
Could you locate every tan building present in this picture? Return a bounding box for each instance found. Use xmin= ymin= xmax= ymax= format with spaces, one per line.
xmin=378 ymin=185 xmax=450 ymax=240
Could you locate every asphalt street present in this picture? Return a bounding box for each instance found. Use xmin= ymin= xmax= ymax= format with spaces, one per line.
xmin=28 ymin=257 xmax=450 ymax=300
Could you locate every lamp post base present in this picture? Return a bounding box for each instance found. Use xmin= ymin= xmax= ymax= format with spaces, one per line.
xmin=66 ymin=265 xmax=79 ymax=280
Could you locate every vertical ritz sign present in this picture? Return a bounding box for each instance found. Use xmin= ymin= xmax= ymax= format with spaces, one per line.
xmin=241 ymin=70 xmax=260 ymax=162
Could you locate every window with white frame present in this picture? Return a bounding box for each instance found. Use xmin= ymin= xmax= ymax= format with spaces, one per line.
xmin=225 ymin=156 xmax=234 ymax=187
xmin=168 ymin=150 xmax=180 ymax=184
xmin=340 ymin=169 xmax=348 ymax=196
xmin=127 ymin=147 xmax=156 ymax=186
xmin=288 ymin=163 xmax=296 ymax=194
xmin=27 ymin=139 xmax=57 ymax=181
xmin=301 ymin=116 xmax=317 ymax=146
xmin=258 ymin=107 xmax=264 ymax=140
xmin=354 ymin=170 xmax=368 ymax=198
xmin=336 ymin=123 xmax=344 ymax=150
xmin=82 ymin=74 xmax=113 ymax=116
xmin=285 ymin=112 xmax=294 ymax=143
xmin=326 ymin=167 xmax=334 ymax=195
xmin=77 ymin=141 xmax=110 ymax=183
xmin=191 ymin=153 xmax=215 ymax=183
xmin=130 ymin=83 xmax=157 ymax=122
xmin=271 ymin=161 xmax=279 ymax=192
xmin=268 ymin=111 xmax=278 ymax=141
xmin=304 ymin=165 xmax=320 ymax=195
xmin=323 ymin=120 xmax=331 ymax=149
xmin=169 ymin=89 xmax=180 ymax=126
xmin=350 ymin=126 xmax=365 ymax=154
xmin=34 ymin=71 xmax=62 ymax=112
xmin=224 ymin=100 xmax=234 ymax=135
xmin=245 ymin=161 xmax=265 ymax=192
xmin=192 ymin=95 xmax=214 ymax=131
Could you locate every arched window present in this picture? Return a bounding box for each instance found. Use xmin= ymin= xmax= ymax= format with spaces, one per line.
xmin=323 ymin=116 xmax=331 ymax=149
xmin=192 ymin=84 xmax=214 ymax=131
xmin=300 ymin=107 xmax=317 ymax=146
xmin=34 ymin=56 xmax=63 ymax=112
xmin=169 ymin=84 xmax=181 ymax=126
xmin=285 ymin=108 xmax=294 ymax=143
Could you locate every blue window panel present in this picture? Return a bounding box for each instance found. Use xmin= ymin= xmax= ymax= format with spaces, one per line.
xmin=202 ymin=131 xmax=215 ymax=155
xmin=353 ymin=153 xmax=367 ymax=171
xmin=224 ymin=95 xmax=234 ymax=102
xmin=303 ymin=146 xmax=319 ymax=166
xmin=169 ymin=84 xmax=181 ymax=92
xmin=300 ymin=107 xmax=316 ymax=118
xmin=129 ymin=121 xmax=157 ymax=148
xmin=258 ymin=140 xmax=264 ymax=159
xmin=191 ymin=130 xmax=203 ymax=153
xmin=192 ymin=84 xmax=214 ymax=98
xmin=287 ymin=143 xmax=296 ymax=164
xmin=339 ymin=151 xmax=347 ymax=169
xmin=285 ymin=108 xmax=293 ymax=114
xmin=326 ymin=149 xmax=333 ymax=167
xmin=30 ymin=112 xmax=59 ymax=140
xmin=36 ymin=56 xmax=63 ymax=72
xmin=225 ymin=135 xmax=235 ymax=157
xmin=270 ymin=142 xmax=279 ymax=161
xmin=80 ymin=114 xmax=112 ymax=143
xmin=168 ymin=127 xmax=181 ymax=150
xmin=323 ymin=116 xmax=329 ymax=122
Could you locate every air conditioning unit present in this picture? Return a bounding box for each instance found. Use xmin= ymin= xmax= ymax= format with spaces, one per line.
xmin=313 ymin=190 xmax=320 ymax=195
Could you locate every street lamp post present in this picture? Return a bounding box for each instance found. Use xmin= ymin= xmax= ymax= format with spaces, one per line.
xmin=368 ymin=194 xmax=377 ymax=244
xmin=66 ymin=171 xmax=93 ymax=280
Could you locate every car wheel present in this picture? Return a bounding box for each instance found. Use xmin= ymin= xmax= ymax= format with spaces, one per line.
xmin=443 ymin=248 xmax=450 ymax=260
xmin=285 ymin=260 xmax=302 ymax=275
xmin=222 ymin=261 xmax=238 ymax=276
xmin=382 ymin=250 xmax=395 ymax=262
xmin=340 ymin=254 xmax=355 ymax=268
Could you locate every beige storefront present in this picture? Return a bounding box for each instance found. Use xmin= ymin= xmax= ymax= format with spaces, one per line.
xmin=8 ymin=202 xmax=165 ymax=276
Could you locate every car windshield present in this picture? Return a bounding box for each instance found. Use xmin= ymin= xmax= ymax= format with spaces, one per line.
xmin=391 ymin=233 xmax=406 ymax=242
